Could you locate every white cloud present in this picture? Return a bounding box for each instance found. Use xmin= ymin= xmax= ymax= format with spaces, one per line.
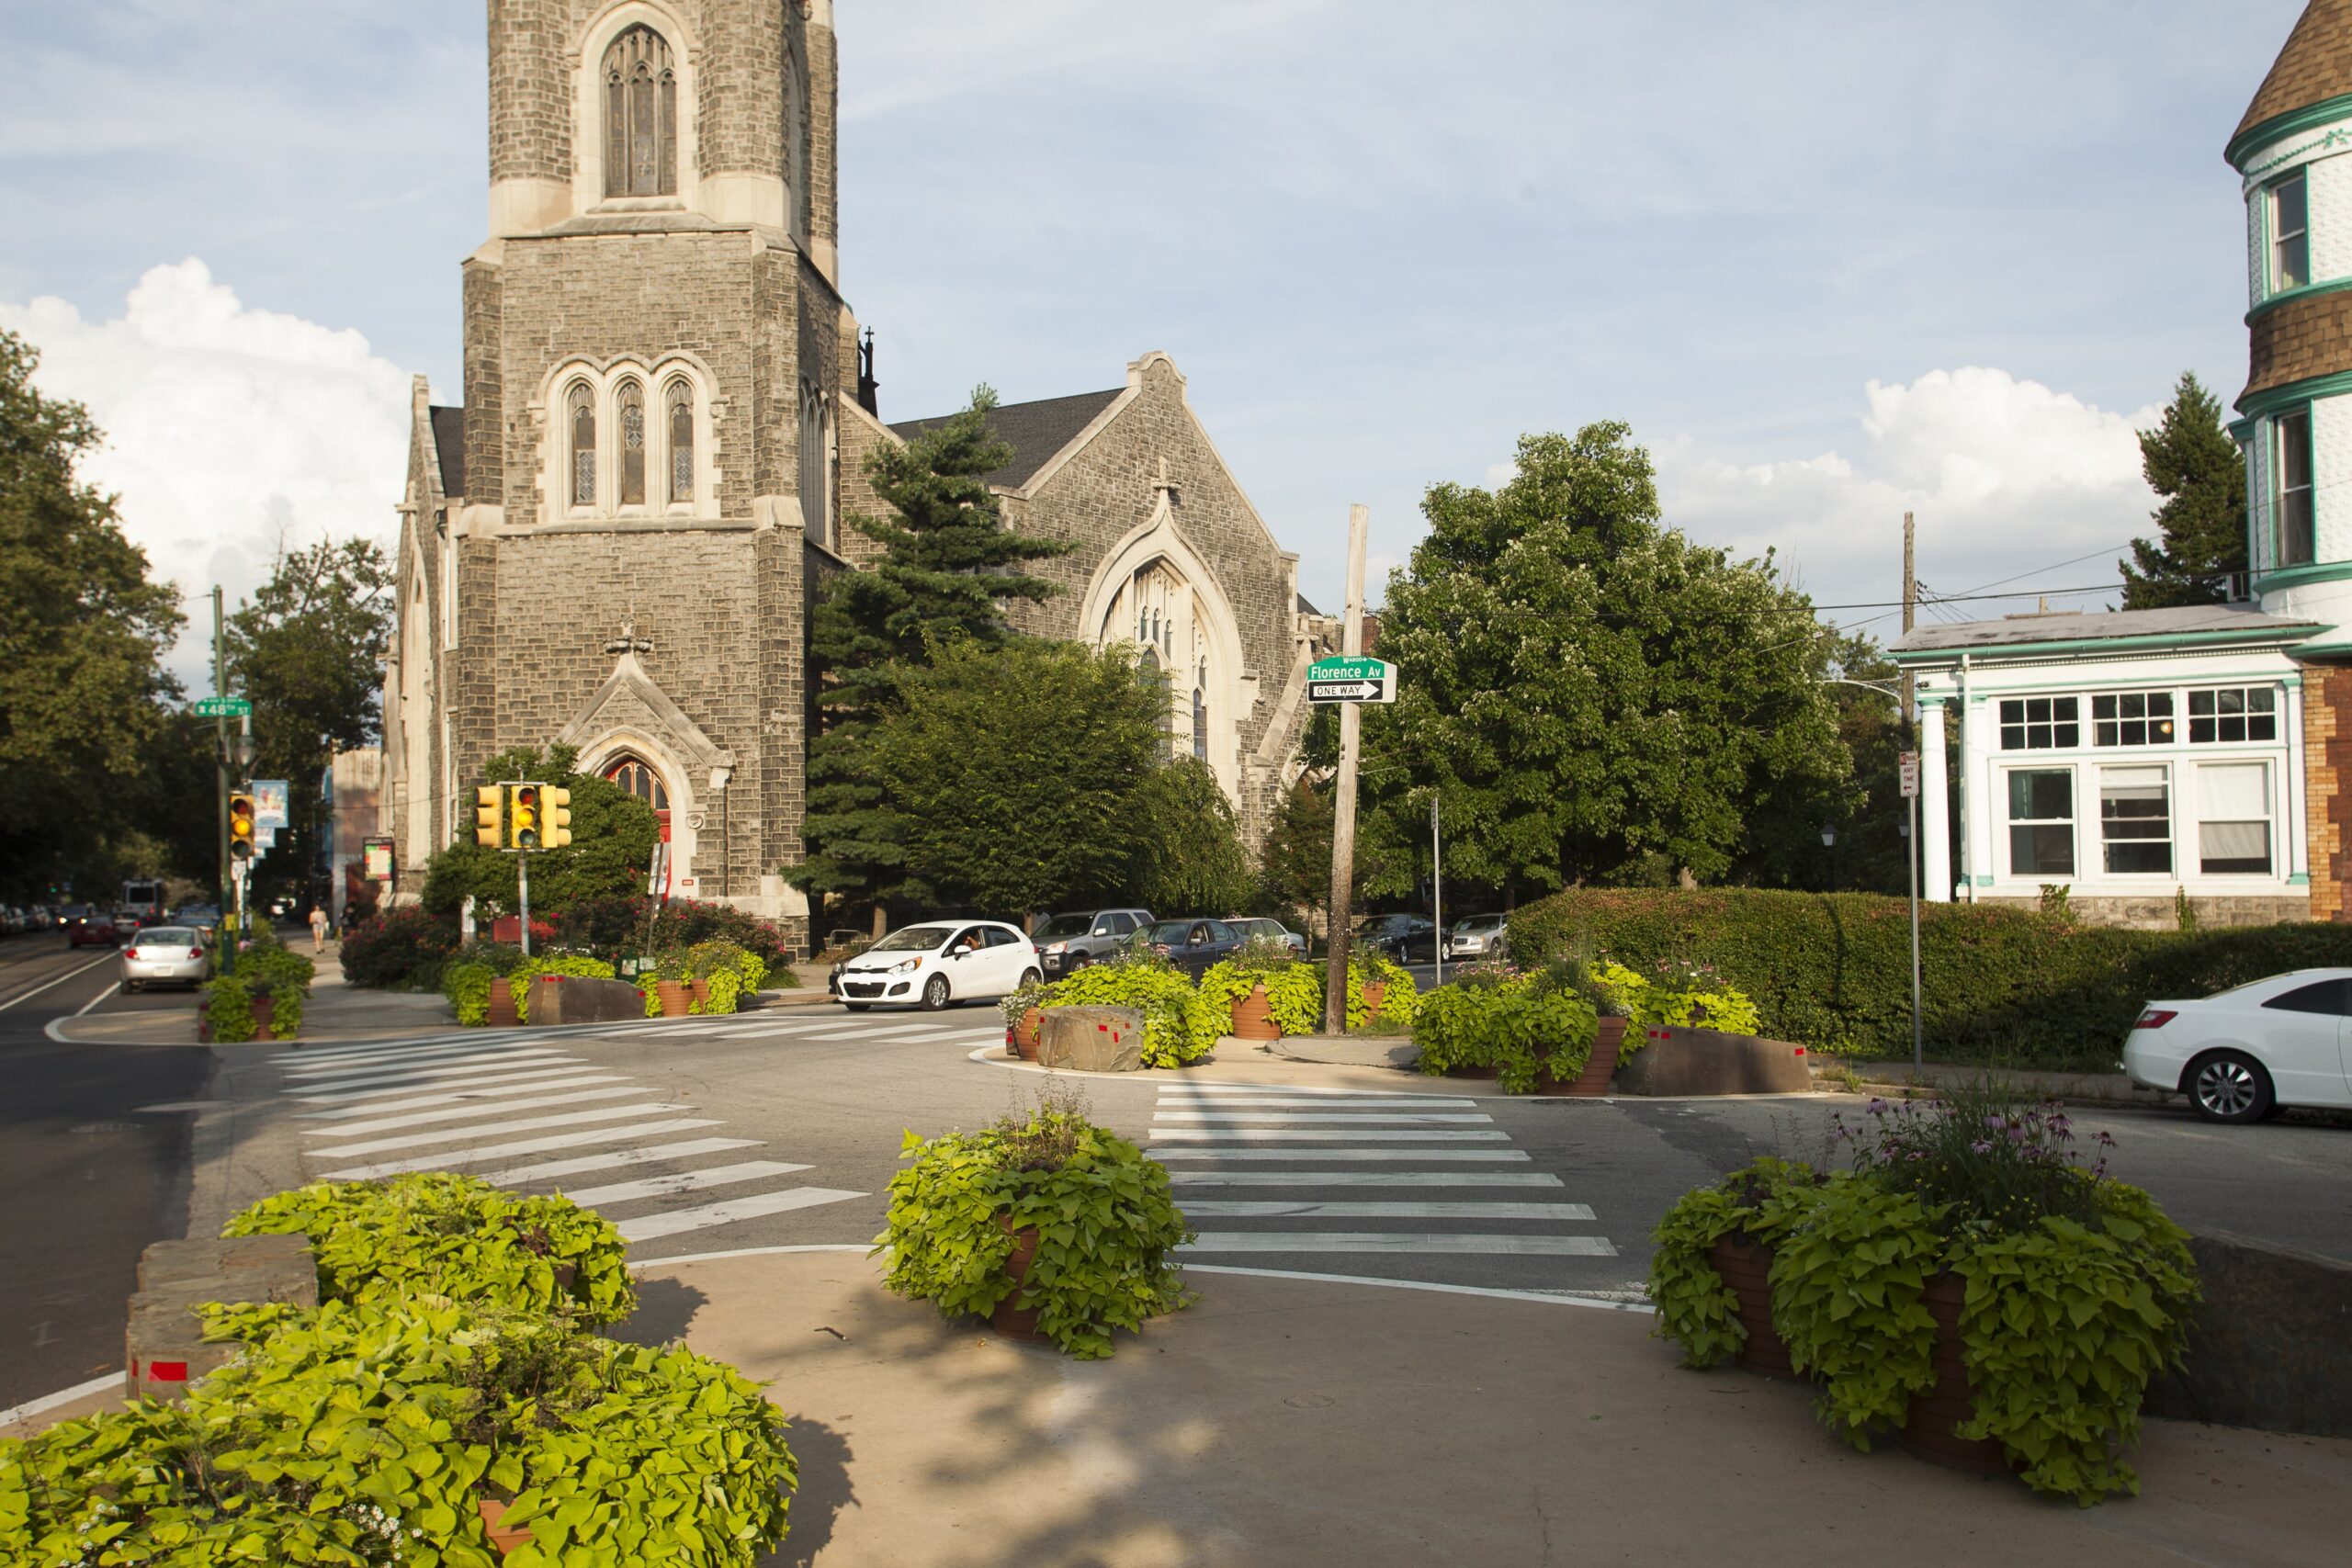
xmin=1656 ymin=367 xmax=2162 ymax=634
xmin=0 ymin=259 xmax=411 ymax=686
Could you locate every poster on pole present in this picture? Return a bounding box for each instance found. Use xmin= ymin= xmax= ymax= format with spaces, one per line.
xmin=363 ymin=838 xmax=395 ymax=882
xmin=253 ymin=780 xmax=290 ymax=830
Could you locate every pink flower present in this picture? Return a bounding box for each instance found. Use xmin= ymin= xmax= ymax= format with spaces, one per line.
xmin=1970 ymin=1139 xmax=1993 ymax=1155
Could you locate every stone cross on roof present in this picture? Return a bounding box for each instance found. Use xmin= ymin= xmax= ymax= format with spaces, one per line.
xmin=1154 ymin=455 xmax=1181 ymax=508
xmin=605 ymin=615 xmax=654 ymax=655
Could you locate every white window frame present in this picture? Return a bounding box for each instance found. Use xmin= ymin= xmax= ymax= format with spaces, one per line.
xmin=544 ymin=358 xmax=712 ymax=524
xmin=1997 ymin=694 xmax=2081 ymax=750
xmin=2090 ymin=690 xmax=2177 ymax=748
xmin=2270 ymin=172 xmax=2310 ymax=295
xmin=2194 ymin=761 xmax=2274 ymax=877
xmin=2098 ymin=763 xmax=2175 ymax=877
xmin=2186 ymin=685 xmax=2280 ymax=745
xmin=2003 ymin=765 xmax=2076 ymax=880
xmin=2275 ymin=409 xmax=2315 ymax=568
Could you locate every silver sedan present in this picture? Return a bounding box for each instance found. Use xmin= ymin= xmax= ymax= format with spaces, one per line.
xmin=122 ymin=926 xmax=210 ymax=991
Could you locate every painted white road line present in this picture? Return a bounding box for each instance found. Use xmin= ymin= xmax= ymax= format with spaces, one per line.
xmin=1153 ymin=1097 xmax=1471 ymax=1111
xmin=1164 ymin=1170 xmax=1566 ymax=1187
xmin=292 ymin=1073 xmax=628 ymax=1114
xmin=310 ymin=1102 xmax=690 ymax=1158
xmin=279 ymin=1040 xmax=548 ymax=1072
xmin=1148 ymin=1148 xmax=1532 ymax=1162
xmin=1177 ymin=1201 xmax=1598 ymax=1220
xmin=74 ymin=981 xmax=120 ymax=1016
xmin=1150 ymin=1113 xmax=1494 ymax=1126
xmin=298 ymin=1086 xmax=652 ymax=1138
xmin=1145 ymin=1129 xmax=1510 ymax=1143
xmin=279 ymin=1033 xmax=533 ymax=1065
xmin=277 ymin=1054 xmax=583 ymax=1090
xmin=1 ymin=951 xmax=127 ymax=1012
xmin=481 ymin=1137 xmax=762 ymax=1186
xmin=316 ymin=1118 xmax=723 ymax=1180
xmin=616 ymin=1186 xmax=868 ymax=1243
xmin=788 ymin=1024 xmax=942 ymax=1042
xmin=288 ymin=1064 xmax=608 ymax=1104
xmin=1159 ymin=1088 xmax=1476 ymax=1102
xmin=560 ymin=1161 xmax=815 ymax=1208
xmin=1180 ymin=1233 xmax=1618 ymax=1257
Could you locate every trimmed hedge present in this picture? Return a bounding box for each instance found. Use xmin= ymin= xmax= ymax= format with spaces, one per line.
xmin=1505 ymin=887 xmax=2352 ymax=1069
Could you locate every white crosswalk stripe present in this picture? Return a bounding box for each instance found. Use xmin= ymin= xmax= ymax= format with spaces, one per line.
xmin=1154 ymin=1084 xmax=1615 ymax=1269
xmin=293 ymin=1074 xmax=629 ymax=1116
xmin=315 ymin=1119 xmax=728 ymax=1181
xmin=310 ymin=1103 xmax=692 ymax=1159
xmin=481 ymin=1138 xmax=763 ymax=1186
xmin=298 ymin=1086 xmax=652 ymax=1136
xmin=558 ymin=1161 xmax=814 ymax=1207
xmin=614 ymin=1187 xmax=866 ymax=1242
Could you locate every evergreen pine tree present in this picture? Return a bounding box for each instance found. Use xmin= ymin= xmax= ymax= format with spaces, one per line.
xmin=795 ymin=387 xmax=1072 ymax=914
xmin=2120 ymin=372 xmax=2249 ymax=609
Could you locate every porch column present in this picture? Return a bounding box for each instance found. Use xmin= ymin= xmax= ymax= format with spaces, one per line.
xmin=1920 ymin=696 xmax=1953 ymax=902
xmin=2284 ymin=674 xmax=2309 ymax=885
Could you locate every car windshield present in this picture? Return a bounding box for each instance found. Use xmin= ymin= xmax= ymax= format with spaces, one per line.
xmin=1035 ymin=914 xmax=1093 ymax=939
xmin=869 ymin=924 xmax=955 ymax=953
xmin=1456 ymin=916 xmax=1504 ymax=932
xmin=1143 ymin=921 xmax=1203 ymax=944
xmin=136 ymin=929 xmax=196 ymax=946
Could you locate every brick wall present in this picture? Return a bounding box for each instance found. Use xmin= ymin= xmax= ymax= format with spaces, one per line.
xmin=2312 ymin=665 xmax=2352 ymax=919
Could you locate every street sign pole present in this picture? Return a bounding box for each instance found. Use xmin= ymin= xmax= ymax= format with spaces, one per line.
xmin=212 ymin=587 xmax=233 ymax=976
xmin=1323 ymin=504 xmax=1370 ymax=1035
xmin=1430 ymin=795 xmax=1443 ymax=988
xmin=1901 ymin=746 xmax=1923 ymax=1068
xmin=518 ymin=848 xmax=533 ymax=960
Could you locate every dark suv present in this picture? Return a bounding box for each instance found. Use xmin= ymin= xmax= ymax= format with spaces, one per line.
xmin=1132 ymin=918 xmax=1246 ymax=978
xmin=1359 ymin=913 xmax=1449 ymax=963
xmin=1033 ymin=908 xmax=1154 ymax=977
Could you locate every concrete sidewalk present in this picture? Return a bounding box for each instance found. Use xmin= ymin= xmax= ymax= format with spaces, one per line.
xmin=619 ymin=1252 xmax=2347 ymax=1568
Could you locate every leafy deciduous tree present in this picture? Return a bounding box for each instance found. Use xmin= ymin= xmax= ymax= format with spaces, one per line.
xmin=1128 ymin=754 xmax=1257 ymax=917
xmin=421 ymin=745 xmax=659 ymax=918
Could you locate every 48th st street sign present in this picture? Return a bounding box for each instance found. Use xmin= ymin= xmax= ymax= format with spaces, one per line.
xmin=1306 ymin=654 xmax=1396 ymax=704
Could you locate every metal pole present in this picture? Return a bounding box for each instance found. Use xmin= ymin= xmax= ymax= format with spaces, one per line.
xmin=518 ymin=848 xmax=533 ymax=959
xmin=213 ymin=587 xmax=234 ymax=976
xmin=1322 ymin=503 xmax=1369 ymax=1035
xmin=1909 ymin=788 xmax=1923 ymax=1069
xmin=1430 ymin=795 xmax=1442 ymax=987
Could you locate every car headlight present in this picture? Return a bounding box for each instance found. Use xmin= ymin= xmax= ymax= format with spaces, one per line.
xmin=1045 ymin=942 xmax=1067 ymax=953
xmin=888 ymin=957 xmax=922 ymax=974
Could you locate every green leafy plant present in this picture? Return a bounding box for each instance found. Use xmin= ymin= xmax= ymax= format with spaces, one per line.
xmin=998 ymin=976 xmax=1046 ymax=1028
xmin=224 ymin=1172 xmax=636 ymax=1325
xmin=1589 ymin=956 xmax=1759 ymax=1049
xmin=202 ymin=975 xmax=257 ymax=1043
xmin=1350 ymin=951 xmax=1419 ymax=1027
xmin=505 ymin=953 xmax=616 ymax=1022
xmin=1766 ymin=1173 xmax=1943 ymax=1449
xmin=337 ymin=905 xmax=460 ymax=990
xmin=1198 ymin=939 xmax=1331 ymax=1038
xmin=701 ymin=965 xmax=743 ymax=1016
xmin=1646 ymin=1156 xmax=1818 ymax=1369
xmin=1410 ymin=973 xmax=1596 ymax=1092
xmin=0 ymin=1295 xmax=794 ymax=1566
xmin=874 ymin=1097 xmax=1193 ymax=1359
xmin=444 ymin=958 xmax=496 ymax=1026
xmin=1038 ymin=953 xmax=1219 ymax=1066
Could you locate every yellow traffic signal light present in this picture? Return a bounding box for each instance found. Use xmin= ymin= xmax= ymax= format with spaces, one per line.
xmin=228 ymin=792 xmax=256 ymax=862
xmin=512 ymin=784 xmax=541 ymax=850
xmin=542 ymin=786 xmax=572 ymax=849
xmin=474 ymin=785 xmax=504 ymax=848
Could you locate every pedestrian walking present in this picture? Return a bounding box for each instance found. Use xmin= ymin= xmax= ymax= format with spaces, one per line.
xmin=309 ymin=904 xmax=330 ymax=953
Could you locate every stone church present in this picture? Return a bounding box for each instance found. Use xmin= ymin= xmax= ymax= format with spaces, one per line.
xmin=381 ymin=0 xmax=1339 ymax=953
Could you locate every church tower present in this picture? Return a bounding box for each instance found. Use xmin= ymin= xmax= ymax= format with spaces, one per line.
xmin=383 ymin=0 xmax=857 ymax=948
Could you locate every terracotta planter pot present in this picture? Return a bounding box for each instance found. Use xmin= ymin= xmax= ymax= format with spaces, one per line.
xmin=991 ymin=1216 xmax=1049 ymax=1342
xmin=250 ymin=995 xmax=276 ymax=1043
xmin=1705 ymin=1234 xmax=1805 ymax=1381
xmin=1535 ymin=1016 xmax=1627 ymax=1096
xmin=690 ymin=978 xmax=710 ymax=1010
xmin=477 ymin=1496 xmax=532 ymax=1554
xmin=1899 ymin=1274 xmax=2014 ymax=1475
xmin=1231 ymin=983 xmax=1281 ymax=1041
xmin=1360 ymin=981 xmax=1386 ymax=1020
xmin=654 ymin=980 xmax=692 ymax=1018
xmin=1012 ymin=1008 xmax=1044 ymax=1061
xmin=486 ymin=983 xmax=519 ymax=1029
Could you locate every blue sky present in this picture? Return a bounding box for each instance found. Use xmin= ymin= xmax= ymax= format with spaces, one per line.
xmin=0 ymin=0 xmax=2309 ymax=671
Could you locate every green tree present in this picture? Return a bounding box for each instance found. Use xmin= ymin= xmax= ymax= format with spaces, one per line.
xmin=1129 ymin=755 xmax=1258 ymax=916
xmin=1259 ymin=776 xmax=1334 ymax=936
xmin=1361 ymin=422 xmax=1849 ymax=902
xmin=421 ymin=744 xmax=660 ymax=918
xmin=798 ymin=386 xmax=1073 ymax=914
xmin=0 ymin=329 xmax=184 ymax=897
xmin=227 ymin=536 xmax=392 ymax=906
xmin=2120 ymin=372 xmax=2248 ymax=609
xmin=854 ymin=637 xmax=1162 ymax=919
xmin=1730 ymin=631 xmax=1905 ymax=893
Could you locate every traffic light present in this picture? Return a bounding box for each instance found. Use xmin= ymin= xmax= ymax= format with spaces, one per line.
xmin=542 ymin=786 xmax=572 ymax=849
xmin=512 ymin=784 xmax=541 ymax=850
xmin=475 ymin=785 xmax=504 ymax=848
xmin=228 ymin=792 xmax=257 ymax=862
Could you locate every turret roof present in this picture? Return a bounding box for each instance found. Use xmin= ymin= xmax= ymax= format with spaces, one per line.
xmin=2238 ymin=0 xmax=2352 ymax=148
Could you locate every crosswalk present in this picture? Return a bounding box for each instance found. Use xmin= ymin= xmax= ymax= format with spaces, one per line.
xmin=267 ymin=1008 xmax=1000 ymax=1247
xmin=1154 ymin=1085 xmax=1619 ymax=1266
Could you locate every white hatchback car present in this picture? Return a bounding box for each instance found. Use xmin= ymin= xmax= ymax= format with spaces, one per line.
xmin=122 ymin=926 xmax=209 ymax=991
xmin=832 ymin=920 xmax=1040 ymax=1011
xmin=2122 ymin=967 xmax=2352 ymax=1122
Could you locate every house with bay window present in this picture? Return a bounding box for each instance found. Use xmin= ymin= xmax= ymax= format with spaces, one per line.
xmin=1892 ymin=2 xmax=2352 ymax=926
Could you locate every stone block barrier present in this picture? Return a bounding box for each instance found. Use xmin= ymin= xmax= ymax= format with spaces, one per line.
xmin=2143 ymin=1229 xmax=2352 ymax=1440
xmin=126 ymin=1234 xmax=317 ymax=1403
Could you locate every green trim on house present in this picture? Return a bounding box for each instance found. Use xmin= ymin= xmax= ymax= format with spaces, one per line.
xmin=1891 ymin=627 xmax=2318 ymax=666
xmin=2246 ymin=274 xmax=2352 ymax=323
xmin=2237 ymin=370 xmax=2352 ymax=421
xmin=2252 ymin=560 xmax=2352 ymax=594
xmin=2282 ymin=632 xmax=2352 ymax=657
xmin=2290 ymin=873 xmax=2312 ymax=887
xmin=1973 ymin=875 xmax=1995 ymax=887
xmin=2228 ymin=96 xmax=2352 ymax=172
xmin=2283 ymin=673 xmax=2304 ymax=688
xmin=2230 ymin=415 xmax=2256 ymax=443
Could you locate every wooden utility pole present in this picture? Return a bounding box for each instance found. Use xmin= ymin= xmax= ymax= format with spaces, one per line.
xmin=1322 ymin=503 xmax=1369 ymax=1035
xmin=1901 ymin=512 xmax=1917 ymax=727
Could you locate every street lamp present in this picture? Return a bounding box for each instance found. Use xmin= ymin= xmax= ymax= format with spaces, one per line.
xmin=1820 ymin=823 xmax=1838 ymax=893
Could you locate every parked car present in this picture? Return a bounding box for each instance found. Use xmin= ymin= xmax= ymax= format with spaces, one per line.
xmin=1031 ymin=908 xmax=1154 ymax=977
xmin=831 ymin=920 xmax=1040 ymax=1011
xmin=0 ymin=907 xmax=24 ymax=936
xmin=57 ymin=903 xmax=92 ymax=929
xmin=2122 ymin=968 xmax=2352 ymax=1123
xmin=69 ymin=913 xmax=121 ymax=949
xmin=172 ymin=904 xmax=222 ymax=938
xmin=1448 ymin=913 xmax=1510 ymax=960
xmin=1226 ymin=917 xmax=1306 ymax=957
xmin=1131 ymin=918 xmax=1246 ymax=978
xmin=122 ymin=926 xmax=209 ymax=992
xmin=1359 ymin=913 xmax=1450 ymax=964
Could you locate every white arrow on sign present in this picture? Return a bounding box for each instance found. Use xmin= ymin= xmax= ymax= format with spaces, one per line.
xmin=1308 ymin=680 xmax=1386 ymax=702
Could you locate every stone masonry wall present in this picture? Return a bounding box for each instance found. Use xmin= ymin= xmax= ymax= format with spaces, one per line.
xmin=487 ymin=1 xmax=570 ymax=186
xmin=2313 ymin=664 xmax=2352 ymax=919
xmin=694 ymin=0 xmax=784 ymax=178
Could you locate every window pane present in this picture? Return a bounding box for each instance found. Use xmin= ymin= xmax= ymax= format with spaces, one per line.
xmin=2002 ymin=723 xmax=2026 ymax=750
xmin=2188 ymin=691 xmax=2215 ymax=717
xmin=2276 ymin=175 xmax=2308 ymax=236
xmin=2026 ymin=697 xmax=2051 ymax=723
xmin=2009 ymin=823 xmax=2075 ymax=876
xmin=2092 ymin=694 xmax=2117 ymax=720
xmin=2262 ymin=979 xmax=2341 ymax=1015
xmin=618 ymin=384 xmax=645 ymax=506
xmin=2008 ymin=769 xmax=2071 ymax=821
xmin=669 ymin=390 xmax=694 ymax=503
xmin=2280 ymin=411 xmax=2313 ymax=488
xmin=2100 ymin=767 xmax=2171 ymax=874
xmin=2280 ymin=231 xmax=2311 ymax=292
xmin=2053 ymin=721 xmax=2080 ymax=747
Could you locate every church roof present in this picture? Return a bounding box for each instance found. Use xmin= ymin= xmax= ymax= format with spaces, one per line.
xmin=1890 ymin=603 xmax=2320 ymax=661
xmin=2235 ymin=0 xmax=2352 ymax=151
xmin=429 ymin=405 xmax=465 ymax=499
xmin=889 ymin=388 xmax=1124 ymax=490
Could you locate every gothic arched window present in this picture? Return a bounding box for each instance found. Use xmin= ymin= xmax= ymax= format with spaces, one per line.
xmin=605 ymin=756 xmax=670 ymax=812
xmin=665 ymin=379 xmax=695 ymax=505
xmin=617 ymin=379 xmax=646 ymax=507
xmin=1193 ymin=684 xmax=1208 ymax=761
xmin=797 ymin=384 xmax=831 ymax=547
xmin=568 ymin=383 xmax=596 ymax=507
xmin=603 ymin=26 xmax=677 ymax=198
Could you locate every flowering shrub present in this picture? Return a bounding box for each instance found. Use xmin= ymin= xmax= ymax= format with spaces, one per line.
xmin=1647 ymin=1156 xmax=1819 ymax=1369
xmin=505 ymin=953 xmax=617 ymax=1022
xmin=337 ymin=905 xmax=460 ymax=990
xmin=1590 ymin=956 xmax=1761 ymax=1040
xmin=1411 ymin=972 xmax=1597 ymax=1092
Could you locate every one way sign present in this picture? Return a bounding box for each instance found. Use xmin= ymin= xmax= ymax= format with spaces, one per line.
xmin=1306 ymin=655 xmax=1396 ymax=705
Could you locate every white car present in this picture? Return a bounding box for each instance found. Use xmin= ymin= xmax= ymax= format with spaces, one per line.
xmin=831 ymin=920 xmax=1040 ymax=1011
xmin=1227 ymin=917 xmax=1306 ymax=957
xmin=2122 ymin=967 xmax=2352 ymax=1122
xmin=1449 ymin=914 xmax=1509 ymax=959
xmin=122 ymin=926 xmax=210 ymax=991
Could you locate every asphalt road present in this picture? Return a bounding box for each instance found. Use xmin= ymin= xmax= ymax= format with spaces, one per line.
xmin=0 ymin=935 xmax=208 ymax=1413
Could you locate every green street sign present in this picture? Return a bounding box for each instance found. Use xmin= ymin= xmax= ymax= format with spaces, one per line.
xmin=1306 ymin=654 xmax=1396 ymax=705
xmin=1307 ymin=655 xmax=1389 ymax=682
xmin=194 ymin=696 xmax=253 ymax=718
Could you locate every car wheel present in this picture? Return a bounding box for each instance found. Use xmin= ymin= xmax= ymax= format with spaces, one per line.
xmin=2186 ymin=1051 xmax=2273 ymax=1124
xmin=1020 ymin=967 xmax=1041 ymax=989
xmin=922 ymin=975 xmax=951 ymax=1010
